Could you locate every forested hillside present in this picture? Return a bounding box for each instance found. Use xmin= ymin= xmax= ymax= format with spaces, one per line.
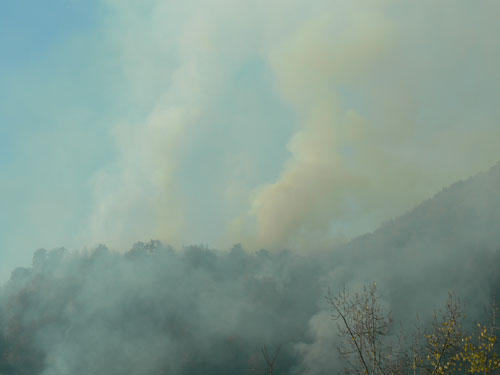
xmin=1 ymin=163 xmax=499 ymax=374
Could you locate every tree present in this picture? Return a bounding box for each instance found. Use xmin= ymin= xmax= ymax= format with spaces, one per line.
xmin=327 ymin=283 xmax=403 ymax=375
xmin=261 ymin=345 xmax=281 ymax=375
xmin=416 ymin=295 xmax=500 ymax=375
xmin=328 ymin=284 xmax=500 ymax=375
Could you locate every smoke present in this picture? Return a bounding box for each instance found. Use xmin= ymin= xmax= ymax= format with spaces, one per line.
xmin=79 ymin=0 xmax=500 ymax=252
xmin=237 ymin=0 xmax=500 ymax=250
xmin=2 ymin=1 xmax=500 ymax=373
xmin=294 ymin=163 xmax=500 ymax=373
xmin=1 ymin=163 xmax=500 ymax=374
xmin=0 ymin=243 xmax=323 ymax=374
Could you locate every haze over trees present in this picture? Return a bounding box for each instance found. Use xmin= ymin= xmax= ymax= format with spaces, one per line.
xmin=0 ymin=163 xmax=499 ymax=374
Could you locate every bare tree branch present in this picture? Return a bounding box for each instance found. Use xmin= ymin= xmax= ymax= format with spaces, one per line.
xmin=261 ymin=344 xmax=281 ymax=375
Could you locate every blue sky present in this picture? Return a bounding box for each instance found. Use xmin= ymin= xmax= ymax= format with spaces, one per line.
xmin=0 ymin=0 xmax=112 ymax=277
xmin=1 ymin=0 xmax=500 ymax=281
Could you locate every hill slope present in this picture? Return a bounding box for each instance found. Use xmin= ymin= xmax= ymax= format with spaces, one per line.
xmin=0 ymin=162 xmax=499 ymax=375
xmin=295 ymin=162 xmax=500 ymax=373
xmin=329 ymin=162 xmax=500 ymax=311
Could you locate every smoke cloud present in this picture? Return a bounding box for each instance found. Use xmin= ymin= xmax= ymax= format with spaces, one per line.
xmin=2 ymin=1 xmax=500 ymax=373
xmin=80 ymin=0 xmax=500 ymax=252
xmin=237 ymin=0 xmax=500 ymax=250
xmin=1 ymin=163 xmax=499 ymax=374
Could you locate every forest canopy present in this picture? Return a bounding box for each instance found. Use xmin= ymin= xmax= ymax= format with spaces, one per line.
xmin=1 ymin=164 xmax=499 ymax=374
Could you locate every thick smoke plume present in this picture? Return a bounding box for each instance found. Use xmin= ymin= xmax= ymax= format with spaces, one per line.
xmin=1 ymin=163 xmax=499 ymax=374
xmin=87 ymin=0 xmax=500 ymax=252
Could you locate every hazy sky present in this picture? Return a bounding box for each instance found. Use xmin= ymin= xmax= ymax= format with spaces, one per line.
xmin=1 ymin=0 xmax=500 ymax=279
